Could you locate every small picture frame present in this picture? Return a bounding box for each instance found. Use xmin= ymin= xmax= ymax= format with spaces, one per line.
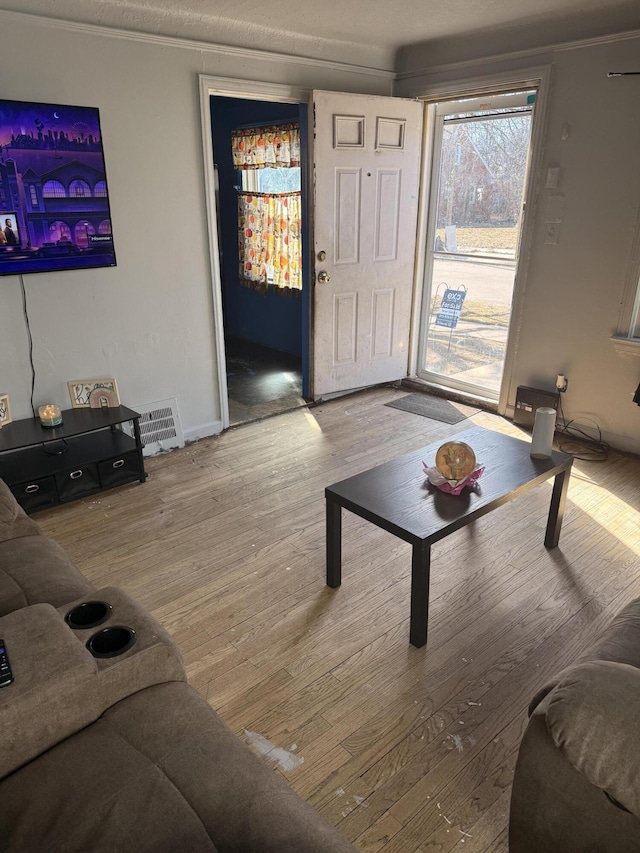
xmin=0 ymin=394 xmax=11 ymax=426
xmin=68 ymin=378 xmax=120 ymax=409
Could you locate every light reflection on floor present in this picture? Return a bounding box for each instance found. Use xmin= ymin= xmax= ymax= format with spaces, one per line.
xmin=225 ymin=336 xmax=305 ymax=426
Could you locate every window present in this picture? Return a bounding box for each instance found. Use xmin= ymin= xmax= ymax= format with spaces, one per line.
xmin=240 ymin=167 xmax=301 ymax=194
xmin=233 ymin=123 xmax=302 ymax=294
xmin=75 ymin=221 xmax=95 ymax=247
xmin=630 ymin=272 xmax=640 ymax=339
xmin=70 ymin=180 xmax=91 ymax=198
xmin=94 ymin=181 xmax=107 ymax=197
xmin=29 ymin=185 xmax=37 ymax=205
xmin=43 ymin=180 xmax=66 ymax=198
xmin=49 ymin=221 xmax=72 ymax=242
xmin=612 ymin=222 xmax=640 ymax=357
xmin=419 ymin=89 xmax=536 ymax=398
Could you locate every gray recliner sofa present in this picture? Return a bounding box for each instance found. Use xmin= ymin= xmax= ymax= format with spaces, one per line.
xmin=509 ymin=599 xmax=640 ymax=852
xmin=0 ymin=478 xmax=356 ymax=852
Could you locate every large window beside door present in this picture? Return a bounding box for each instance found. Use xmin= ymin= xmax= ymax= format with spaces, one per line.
xmin=418 ymin=90 xmax=536 ymax=399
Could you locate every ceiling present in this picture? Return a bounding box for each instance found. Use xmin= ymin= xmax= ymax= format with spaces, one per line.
xmin=3 ymin=0 xmax=640 ymax=70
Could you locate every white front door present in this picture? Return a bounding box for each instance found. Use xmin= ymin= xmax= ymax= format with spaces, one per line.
xmin=312 ymin=90 xmax=423 ymax=398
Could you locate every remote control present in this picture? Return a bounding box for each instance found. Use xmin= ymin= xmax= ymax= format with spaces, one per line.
xmin=0 ymin=641 xmax=13 ymax=687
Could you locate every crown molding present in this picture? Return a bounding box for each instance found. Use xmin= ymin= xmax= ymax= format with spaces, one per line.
xmin=396 ymin=26 xmax=640 ymax=81
xmin=0 ymin=8 xmax=395 ymax=80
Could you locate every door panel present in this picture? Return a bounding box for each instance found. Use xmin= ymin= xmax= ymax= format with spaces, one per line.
xmin=334 ymin=293 xmax=357 ymax=364
xmin=374 ymin=170 xmax=401 ymax=260
xmin=372 ymin=289 xmax=394 ymax=357
xmin=312 ymin=90 xmax=423 ymax=397
xmin=335 ymin=168 xmax=361 ymax=264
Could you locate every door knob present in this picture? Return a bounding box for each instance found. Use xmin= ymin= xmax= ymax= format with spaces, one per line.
xmin=317 ymin=270 xmax=331 ymax=284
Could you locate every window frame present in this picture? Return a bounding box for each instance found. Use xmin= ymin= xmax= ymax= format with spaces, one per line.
xmin=611 ymin=209 xmax=640 ymax=359
xmin=239 ymin=166 xmax=301 ymax=194
xmin=42 ymin=180 xmax=66 ymax=198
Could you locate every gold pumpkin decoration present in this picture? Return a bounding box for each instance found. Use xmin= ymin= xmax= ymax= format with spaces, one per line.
xmin=435 ymin=441 xmax=476 ymax=483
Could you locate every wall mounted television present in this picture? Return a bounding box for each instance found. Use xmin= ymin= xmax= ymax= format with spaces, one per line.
xmin=0 ymin=98 xmax=116 ymax=276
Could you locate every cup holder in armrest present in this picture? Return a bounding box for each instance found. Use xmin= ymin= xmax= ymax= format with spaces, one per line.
xmin=87 ymin=626 xmax=136 ymax=658
xmin=65 ymin=601 xmax=112 ymax=630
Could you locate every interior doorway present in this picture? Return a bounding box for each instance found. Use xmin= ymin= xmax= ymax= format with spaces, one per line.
xmin=201 ymin=78 xmax=426 ymax=425
xmin=209 ymin=95 xmax=309 ymax=426
xmin=417 ymin=90 xmax=536 ymax=400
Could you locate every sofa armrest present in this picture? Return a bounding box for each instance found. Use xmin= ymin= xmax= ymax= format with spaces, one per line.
xmin=0 ymin=604 xmax=98 ymax=778
xmin=1 ymin=682 xmax=358 ymax=852
xmin=0 ymin=589 xmax=186 ymax=779
xmin=546 ymin=660 xmax=640 ymax=819
xmin=0 ymin=479 xmax=41 ymax=544
xmin=509 ymin=704 xmax=640 ymax=853
xmin=528 ymin=598 xmax=640 ymax=714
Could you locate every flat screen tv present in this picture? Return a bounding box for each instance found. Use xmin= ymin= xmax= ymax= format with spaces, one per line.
xmin=0 ymin=98 xmax=116 ymax=275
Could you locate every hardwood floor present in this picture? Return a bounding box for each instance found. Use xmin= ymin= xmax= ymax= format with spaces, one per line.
xmin=36 ymin=387 xmax=640 ymax=852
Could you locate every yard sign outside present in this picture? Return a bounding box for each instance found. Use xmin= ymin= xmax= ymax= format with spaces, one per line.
xmin=435 ymin=288 xmax=466 ymax=329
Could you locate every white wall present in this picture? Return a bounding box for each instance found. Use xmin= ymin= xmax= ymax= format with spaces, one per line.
xmin=0 ymin=12 xmax=392 ymax=439
xmin=2 ymin=12 xmax=638 ymax=454
xmin=397 ymin=33 xmax=640 ymax=453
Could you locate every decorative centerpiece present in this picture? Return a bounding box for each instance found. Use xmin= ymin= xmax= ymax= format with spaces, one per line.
xmin=38 ymin=404 xmax=63 ymax=427
xmin=423 ymin=440 xmax=484 ymax=495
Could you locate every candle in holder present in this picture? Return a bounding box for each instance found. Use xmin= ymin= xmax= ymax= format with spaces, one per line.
xmin=38 ymin=404 xmax=62 ymax=427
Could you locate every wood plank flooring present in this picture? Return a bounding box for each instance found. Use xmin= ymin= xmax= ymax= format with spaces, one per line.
xmin=35 ymin=387 xmax=640 ymax=852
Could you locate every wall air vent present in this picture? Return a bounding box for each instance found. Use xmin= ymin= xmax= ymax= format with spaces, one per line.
xmin=124 ymin=398 xmax=184 ymax=456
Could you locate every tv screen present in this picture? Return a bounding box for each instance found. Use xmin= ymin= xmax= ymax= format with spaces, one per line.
xmin=0 ymin=99 xmax=116 ymax=275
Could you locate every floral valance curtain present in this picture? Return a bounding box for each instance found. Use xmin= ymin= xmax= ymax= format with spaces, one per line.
xmin=238 ymin=192 xmax=302 ymax=294
xmin=232 ymin=122 xmax=300 ymax=170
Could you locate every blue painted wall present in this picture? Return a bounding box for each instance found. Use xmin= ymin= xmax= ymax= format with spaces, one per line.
xmin=210 ymin=97 xmax=308 ymax=362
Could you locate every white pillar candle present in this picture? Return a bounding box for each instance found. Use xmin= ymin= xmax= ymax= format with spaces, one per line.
xmin=530 ymin=407 xmax=556 ymax=459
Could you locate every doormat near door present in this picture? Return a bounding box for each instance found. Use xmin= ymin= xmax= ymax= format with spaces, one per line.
xmin=385 ymin=393 xmax=480 ymax=424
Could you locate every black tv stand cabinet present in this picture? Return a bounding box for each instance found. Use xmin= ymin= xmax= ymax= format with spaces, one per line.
xmin=0 ymin=405 xmax=146 ymax=513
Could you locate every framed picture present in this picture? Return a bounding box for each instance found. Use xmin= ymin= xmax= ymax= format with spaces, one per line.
xmin=68 ymin=379 xmax=120 ymax=409
xmin=0 ymin=394 xmax=10 ymax=425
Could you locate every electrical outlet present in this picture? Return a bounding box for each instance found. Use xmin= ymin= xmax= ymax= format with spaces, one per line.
xmin=556 ymin=374 xmax=568 ymax=392
xmin=544 ymin=222 xmax=560 ymax=245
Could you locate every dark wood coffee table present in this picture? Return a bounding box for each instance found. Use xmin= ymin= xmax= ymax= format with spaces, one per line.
xmin=325 ymin=426 xmax=573 ymax=648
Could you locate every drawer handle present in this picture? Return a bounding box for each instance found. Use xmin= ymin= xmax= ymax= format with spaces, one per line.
xmin=25 ymin=484 xmax=40 ymax=494
xmin=112 ymin=459 xmax=125 ymax=469
xmin=70 ymin=470 xmax=83 ymax=480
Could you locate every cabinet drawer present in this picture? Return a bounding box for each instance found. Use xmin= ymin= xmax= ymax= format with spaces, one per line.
xmin=11 ymin=476 xmax=58 ymax=512
xmin=98 ymin=452 xmax=141 ymax=488
xmin=56 ymin=465 xmax=100 ymax=501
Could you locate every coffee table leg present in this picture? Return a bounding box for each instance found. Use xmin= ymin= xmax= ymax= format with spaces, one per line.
xmin=326 ymin=497 xmax=342 ymax=588
xmin=545 ymin=466 xmax=571 ymax=548
xmin=410 ymin=540 xmax=431 ymax=648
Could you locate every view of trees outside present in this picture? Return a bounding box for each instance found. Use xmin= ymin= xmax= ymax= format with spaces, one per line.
xmin=241 ymin=167 xmax=301 ymax=193
xmin=436 ymin=110 xmax=531 ymax=256
xmin=425 ymin=106 xmax=533 ymax=392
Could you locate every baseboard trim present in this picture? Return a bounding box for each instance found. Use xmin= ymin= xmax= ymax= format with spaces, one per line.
xmin=504 ymin=404 xmax=640 ymax=456
xmin=183 ymin=421 xmax=224 ymax=444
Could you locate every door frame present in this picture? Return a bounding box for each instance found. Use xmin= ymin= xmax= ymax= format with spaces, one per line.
xmin=199 ymin=74 xmax=311 ymax=429
xmin=407 ymin=66 xmax=551 ymax=416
